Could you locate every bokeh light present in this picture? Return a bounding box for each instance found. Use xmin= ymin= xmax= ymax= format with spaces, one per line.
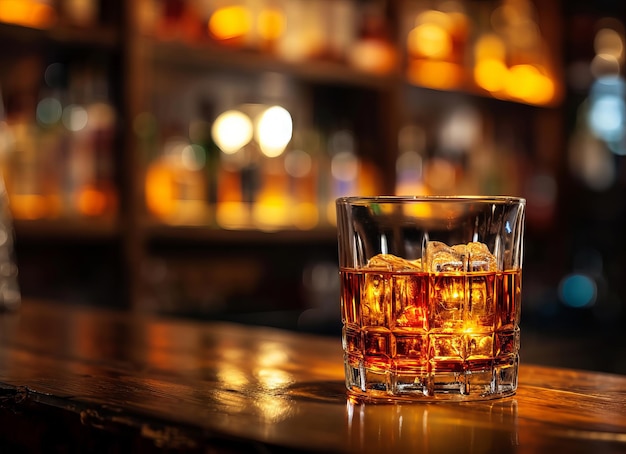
xmin=594 ymin=26 xmax=624 ymax=63
xmin=0 ymin=0 xmax=57 ymax=28
xmin=258 ymin=6 xmax=285 ymax=41
xmin=36 ymin=97 xmax=62 ymax=126
xmin=587 ymin=76 xmax=626 ymax=147
xmin=284 ymin=149 xmax=312 ymax=178
xmin=255 ymin=105 xmax=293 ymax=158
xmin=208 ymin=5 xmax=252 ymax=42
xmin=474 ymin=33 xmax=506 ymax=61
xmin=62 ymin=104 xmax=89 ymax=131
xmin=408 ymin=21 xmax=452 ymax=60
xmin=504 ymin=64 xmax=555 ymax=105
xmin=211 ymin=110 xmax=254 ymax=154
xmin=474 ymin=59 xmax=508 ymax=93
xmin=181 ymin=144 xmax=206 ymax=171
xmin=407 ymin=60 xmax=462 ymax=90
xmin=559 ymin=274 xmax=597 ymax=308
xmin=405 ymin=7 xmax=465 ymax=90
xmin=330 ymin=151 xmax=358 ymax=183
xmin=568 ymin=127 xmax=616 ymax=191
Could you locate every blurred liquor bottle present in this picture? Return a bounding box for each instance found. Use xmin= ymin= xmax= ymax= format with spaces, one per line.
xmin=2 ymin=56 xmax=62 ymax=220
xmin=395 ymin=124 xmax=427 ymax=196
xmin=405 ymin=1 xmax=470 ymax=89
xmin=65 ymin=65 xmax=118 ymax=218
xmin=155 ymin=0 xmax=204 ymax=43
xmin=324 ymin=128 xmax=382 ymax=224
xmin=145 ymin=134 xmax=209 ymax=225
xmin=0 ymin=57 xmax=119 ymax=220
xmin=284 ymin=130 xmax=320 ymax=230
xmin=60 ymin=0 xmax=98 ymax=27
xmin=348 ymin=0 xmax=396 ymax=74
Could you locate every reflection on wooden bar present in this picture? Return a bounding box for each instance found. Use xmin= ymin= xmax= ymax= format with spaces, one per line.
xmin=0 ymin=300 xmax=624 ymax=452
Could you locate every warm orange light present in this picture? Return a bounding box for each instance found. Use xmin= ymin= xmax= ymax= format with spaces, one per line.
xmin=31 ymin=2 xmax=56 ymax=27
xmin=407 ymin=60 xmax=462 ymax=90
xmin=408 ymin=23 xmax=452 ymax=59
xmin=253 ymin=159 xmax=291 ymax=230
xmin=0 ymin=0 xmax=30 ymax=24
xmin=77 ymin=185 xmax=108 ymax=217
xmin=9 ymin=194 xmax=49 ymax=220
xmin=424 ymin=157 xmax=456 ymax=193
xmin=505 ymin=64 xmax=554 ymax=105
xmin=145 ymin=161 xmax=176 ymax=219
xmin=208 ymin=5 xmax=252 ymax=41
xmin=145 ymin=159 xmax=207 ymax=224
xmin=0 ymin=0 xmax=56 ymax=28
xmin=357 ymin=160 xmax=382 ymax=196
xmin=217 ymin=202 xmax=250 ymax=229
xmin=474 ymin=58 xmax=508 ymax=92
xmin=216 ymin=166 xmax=249 ymax=229
xmin=474 ymin=34 xmax=506 ymax=61
xmin=526 ymin=73 xmax=555 ymax=105
xmin=292 ymin=202 xmax=318 ymax=230
xmin=258 ymin=7 xmax=285 ymax=41
xmin=396 ymin=179 xmax=428 ymax=198
xmin=348 ymin=39 xmax=397 ymax=75
xmin=417 ymin=10 xmax=453 ymax=30
xmin=284 ymin=149 xmax=318 ymax=230
xmin=253 ymin=194 xmax=291 ymax=230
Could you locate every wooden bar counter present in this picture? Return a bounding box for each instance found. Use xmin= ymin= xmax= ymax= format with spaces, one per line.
xmin=0 ymin=300 xmax=624 ymax=453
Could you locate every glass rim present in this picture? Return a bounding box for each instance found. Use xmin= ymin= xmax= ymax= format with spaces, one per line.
xmin=336 ymin=195 xmax=526 ymax=205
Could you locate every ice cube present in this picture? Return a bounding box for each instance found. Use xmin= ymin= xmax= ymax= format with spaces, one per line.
xmin=430 ymin=274 xmax=465 ymax=330
xmin=395 ymin=304 xmax=427 ymax=328
xmin=366 ymin=254 xmax=422 ymax=271
xmin=426 ymin=241 xmax=466 ymax=272
xmin=426 ymin=241 xmax=497 ymax=272
xmin=467 ymin=333 xmax=494 ymax=358
xmin=362 ymin=273 xmax=390 ymax=327
xmin=430 ymin=333 xmax=465 ymax=362
xmin=362 ymin=254 xmax=422 ymax=328
xmin=467 ymin=242 xmax=497 ymax=271
xmin=467 ymin=274 xmax=496 ymax=328
xmin=393 ymin=274 xmax=428 ymax=329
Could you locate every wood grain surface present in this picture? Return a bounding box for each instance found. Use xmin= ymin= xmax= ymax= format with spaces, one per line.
xmin=0 ymin=300 xmax=624 ymax=453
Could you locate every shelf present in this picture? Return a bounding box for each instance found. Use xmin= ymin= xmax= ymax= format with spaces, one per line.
xmin=13 ymin=217 xmax=120 ymax=241
xmin=145 ymin=38 xmax=564 ymax=109
xmin=146 ymin=38 xmax=399 ymax=91
xmin=0 ymin=22 xmax=119 ymax=49
xmin=143 ymin=222 xmax=337 ymax=245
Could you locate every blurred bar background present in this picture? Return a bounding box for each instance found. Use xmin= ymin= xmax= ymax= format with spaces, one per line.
xmin=0 ymin=0 xmax=624 ymax=374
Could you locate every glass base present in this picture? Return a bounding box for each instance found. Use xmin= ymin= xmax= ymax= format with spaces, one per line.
xmin=344 ymin=356 xmax=518 ymax=402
